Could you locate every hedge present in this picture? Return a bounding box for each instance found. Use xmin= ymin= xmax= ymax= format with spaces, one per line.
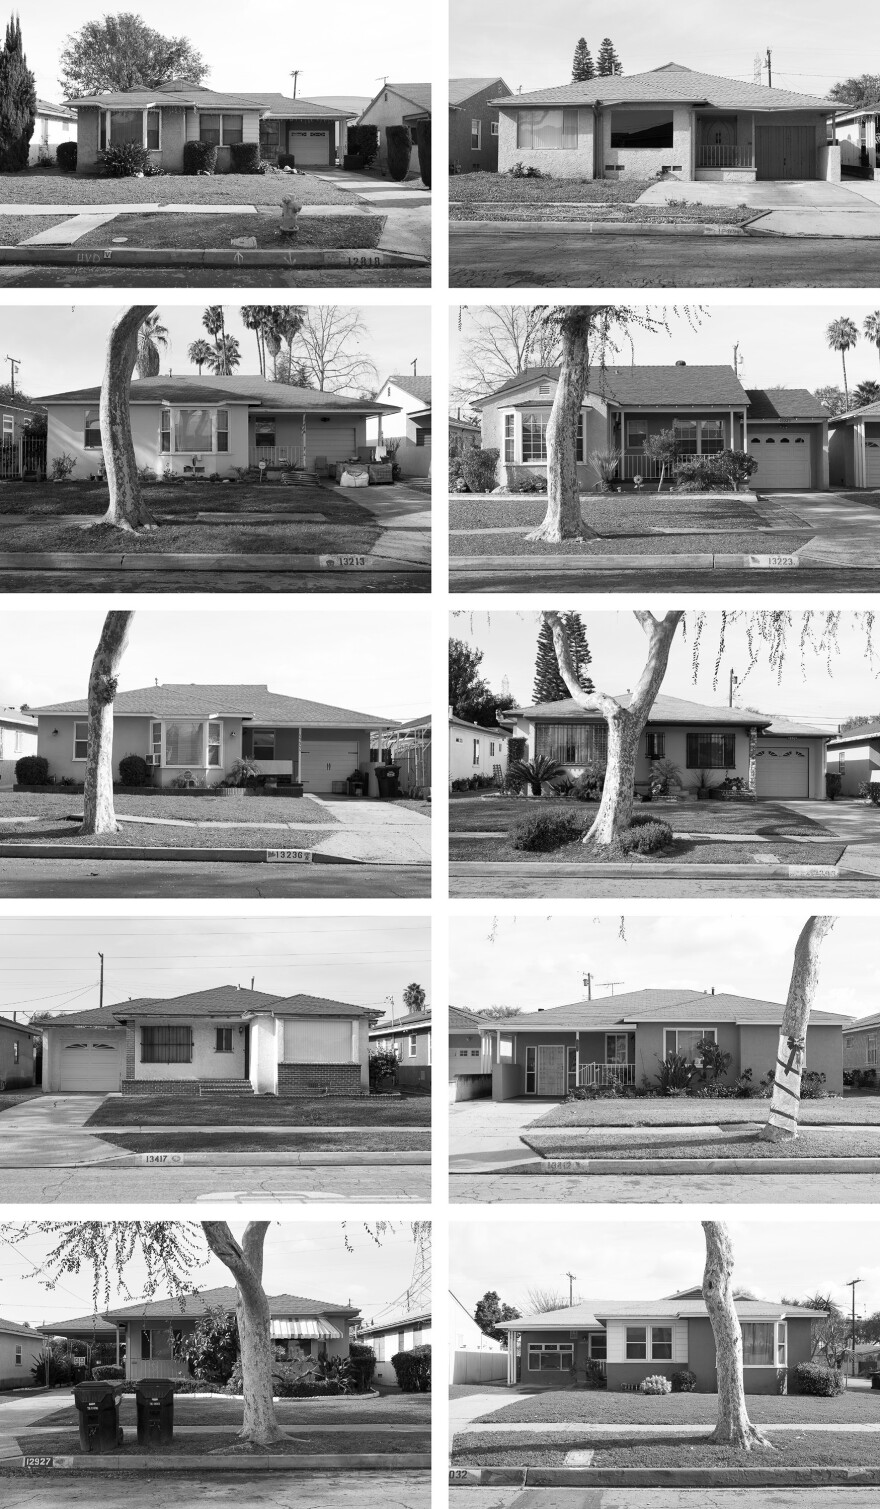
xmin=795 ymin=1362 xmax=843 ymax=1396
xmin=229 ymin=142 xmax=263 ymax=174
xmin=14 ymin=754 xmax=48 ymax=785
xmin=118 ymin=754 xmax=150 ymax=787
xmin=390 ymin=1343 xmax=431 ymax=1393
xmin=56 ymin=141 xmax=77 ymax=172
xmin=415 ymin=119 xmax=431 ymax=187
xmin=347 ymin=125 xmax=379 ymax=169
xmin=183 ymin=140 xmax=218 ymax=175
xmin=386 ymin=125 xmax=412 ymax=182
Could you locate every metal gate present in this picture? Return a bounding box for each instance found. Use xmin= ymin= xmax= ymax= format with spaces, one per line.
xmin=756 ymin=119 xmax=817 ymax=180
xmin=536 ymin=1045 xmax=565 ymax=1096
xmin=0 ymin=434 xmax=46 ymax=479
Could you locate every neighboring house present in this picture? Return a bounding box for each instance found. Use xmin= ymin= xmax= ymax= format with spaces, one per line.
xmin=449 ymin=1294 xmax=505 ymax=1385
xmin=449 ymin=77 xmax=512 ymax=172
xmin=496 ymin=1287 xmax=826 ymax=1393
xmin=36 ymin=985 xmax=382 ymax=1097
xmin=30 ymin=98 xmax=76 ymax=164
xmin=509 ymin=694 xmax=829 ymax=801
xmin=29 ymin=682 xmax=399 ymax=794
xmin=388 ymin=713 xmax=432 ymax=795
xmin=829 ymin=400 xmax=880 ymax=488
xmin=490 ymin=62 xmax=839 ymax=182
xmin=355 ymin=1309 xmax=431 ymax=1387
xmin=0 ymin=708 xmax=37 ymax=785
xmin=357 ymin=83 xmax=431 ymax=168
xmin=366 ymin=375 xmax=432 ymax=477
xmin=0 ymin=400 xmax=46 ymax=480
xmin=66 ymin=80 xmax=355 ymax=173
xmin=0 ymin=1320 xmax=43 ymax=1389
xmin=0 ymin=1014 xmax=40 ymax=1090
xmin=472 ymin=365 xmax=831 ymax=492
xmin=842 ymin=1011 xmax=880 ymax=1071
xmin=477 ymin=987 xmax=847 ymax=1102
xmin=370 ymin=1006 xmax=431 ymax=1089
xmin=449 ymin=714 xmax=510 ymax=786
xmin=449 ymin=1005 xmax=491 ymax=1103
xmin=37 ymin=376 xmax=399 ymax=481
xmin=826 ymin=723 xmax=880 ymax=795
xmin=449 ymin=415 xmax=481 ymax=451
xmin=43 ymin=1287 xmax=360 ymax=1382
xmin=306 ymin=95 xmax=371 ymax=155
xmin=833 ymin=104 xmax=880 ymax=172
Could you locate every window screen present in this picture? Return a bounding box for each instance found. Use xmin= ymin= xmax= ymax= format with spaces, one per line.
xmin=536 ymin=723 xmax=608 ymax=764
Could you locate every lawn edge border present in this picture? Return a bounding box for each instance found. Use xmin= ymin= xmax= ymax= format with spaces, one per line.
xmin=0 ymin=246 xmax=429 ymax=268
xmin=511 ymin=1155 xmax=880 ymax=1175
xmin=448 ymin=862 xmax=854 ymax=879
xmin=450 ymin=1466 xmax=880 ymax=1487
xmin=447 ymin=219 xmax=746 ymax=236
xmin=449 ymin=553 xmax=805 ymax=572
xmin=0 ymin=553 xmax=429 ymax=573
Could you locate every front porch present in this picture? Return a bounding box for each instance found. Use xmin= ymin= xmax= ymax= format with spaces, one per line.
xmin=611 ymin=410 xmax=748 ymax=483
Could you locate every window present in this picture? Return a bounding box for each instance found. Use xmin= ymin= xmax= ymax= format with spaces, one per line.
xmin=839 ymin=751 xmax=846 ymax=772
xmin=199 ymin=113 xmax=243 ymax=146
xmin=516 ymin=108 xmax=580 ymax=150
xmin=471 ymin=119 xmax=482 ymax=150
xmin=499 ymin=1035 xmax=513 ymax=1060
xmin=686 ymin=731 xmax=736 ymax=769
xmin=151 ymin=722 xmax=162 ymax=761
xmin=626 ymin=418 xmax=648 ymax=451
xmin=528 ymin=1343 xmax=574 ymax=1371
xmin=13 ymin=729 xmax=22 ymax=753
xmin=255 ymin=420 xmax=276 ymax=448
xmin=217 ymin=409 xmax=228 ymax=453
xmin=625 ymin=1326 xmax=647 ymax=1360
xmin=222 ymin=114 xmax=243 ymax=145
xmin=701 ymin=418 xmax=725 ymax=454
xmin=491 ymin=120 xmax=499 ymax=136
xmin=664 ymin=1027 xmax=717 ymax=1064
xmin=207 ymin=721 xmax=221 ymax=767
xmin=165 ymin=721 xmax=205 ymax=766
xmin=14 ymin=1346 xmax=21 ymax=1365
xmin=215 ymin=1027 xmax=233 ymax=1053
xmin=673 ymin=418 xmax=698 ymax=455
xmin=473 ymin=739 xmax=480 ymax=766
xmin=12 ymin=1040 xmax=18 ymax=1064
xmin=652 ymin=1326 xmax=673 ymax=1360
xmin=146 ymin=110 xmax=160 ymax=151
xmin=522 ymin=412 xmax=548 ymax=462
xmin=107 ymin=109 xmax=144 ymax=147
xmin=141 ymin=1025 xmax=192 ymax=1064
xmin=525 ymin=1044 xmax=536 ymax=1094
xmin=408 ymin=1033 xmax=418 ymax=1058
xmin=606 ymin=1033 xmax=629 ymax=1065
xmin=470 ymin=1048 xmax=479 ymax=1056
xmin=576 ymin=411 xmax=585 ymax=463
xmin=646 ymin=730 xmax=665 ymax=760
xmin=1 ymin=413 xmax=13 ymax=440
xmin=869 ymin=1035 xmax=877 ymax=1067
xmin=160 ymin=409 xmax=170 ymax=453
xmin=252 ymin=730 xmax=276 ymax=760
xmin=141 ymin=1330 xmax=153 ymax=1360
xmin=589 ymin=1332 xmax=607 ymax=1360
xmin=503 ymin=413 xmax=515 ymax=463
xmin=73 ymin=721 xmax=89 ymax=761
xmin=84 ymin=410 xmax=102 ymax=449
xmin=610 ymin=109 xmax=674 ymax=148
xmin=536 ymin=723 xmax=608 ymax=765
xmin=741 ymin=1323 xmax=774 ymax=1366
xmin=173 ymin=408 xmax=213 ymax=453
xmin=777 ymin=1321 xmax=787 ymax=1366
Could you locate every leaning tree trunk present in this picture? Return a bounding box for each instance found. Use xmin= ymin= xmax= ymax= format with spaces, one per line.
xmin=100 ymin=305 xmax=158 ymax=531
xmin=201 ymin=1221 xmax=287 ymax=1446
xmin=760 ymin=916 xmax=837 ymax=1143
xmin=703 ymin=1221 xmax=773 ymax=1451
xmin=526 ymin=307 xmax=600 ymax=545
xmin=80 ymin=611 xmax=135 ymax=836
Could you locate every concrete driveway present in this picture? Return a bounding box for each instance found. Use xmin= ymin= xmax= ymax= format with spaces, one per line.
xmin=777 ymin=799 xmax=880 ymax=876
xmin=0 ymin=1093 xmax=120 ymax=1167
xmin=309 ymin=798 xmax=430 ymax=865
xmin=450 ymin=1097 xmax=550 ymax=1174
xmin=638 ymin=178 xmax=880 ymax=237
xmin=0 ymin=1387 xmax=74 ymax=1459
xmin=757 ymin=489 xmax=880 ymax=566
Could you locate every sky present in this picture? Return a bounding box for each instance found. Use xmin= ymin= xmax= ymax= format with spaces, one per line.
xmin=449 ymin=0 xmax=873 ymax=99
xmin=0 ymin=916 xmax=430 ymax=1026
xmin=0 ymin=608 xmax=430 ymax=723
xmin=450 ymin=914 xmax=874 ymax=1023
xmin=24 ymin=2 xmax=430 ymax=105
xmin=451 ymin=610 xmax=880 ymax=726
xmin=450 ymin=1216 xmax=880 ymax=1325
xmin=451 ymin=305 xmax=880 ymax=407
xmin=0 ymin=1221 xmax=424 ymax=1330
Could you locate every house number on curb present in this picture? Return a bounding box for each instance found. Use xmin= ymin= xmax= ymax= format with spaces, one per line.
xmin=266 ymin=850 xmax=313 ymax=863
xmin=141 ymin=1153 xmax=184 ymax=1164
xmin=748 ymin=555 xmax=799 ymax=568
xmin=449 ymin=1470 xmax=481 ymax=1484
xmin=319 ymin=555 xmax=369 ymax=569
xmin=23 ymin=1458 xmax=61 ymax=1469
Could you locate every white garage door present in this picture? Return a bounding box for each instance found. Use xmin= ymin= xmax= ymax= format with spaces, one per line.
xmin=288 ymin=129 xmax=330 ymax=166
xmin=315 ymin=426 xmax=357 ymax=465
xmin=755 ymin=746 xmax=810 ymax=799
xmin=300 ymin=740 xmax=359 ymax=792
xmin=866 ymin=433 xmax=880 ymax=487
xmin=59 ymin=1038 xmax=124 ymax=1091
xmin=749 ymin=429 xmax=812 ymax=489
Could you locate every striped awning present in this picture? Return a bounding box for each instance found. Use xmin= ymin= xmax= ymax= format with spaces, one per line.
xmin=270 ymin=1318 xmax=342 ymax=1340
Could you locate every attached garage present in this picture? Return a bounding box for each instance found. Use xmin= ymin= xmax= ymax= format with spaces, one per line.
xmin=866 ymin=427 xmax=880 ymax=487
xmin=828 ymin=408 xmax=880 ymax=488
xmin=300 ymin=738 xmax=360 ymax=792
xmin=749 ymin=429 xmax=813 ymax=488
xmin=57 ymin=1036 xmax=124 ymax=1091
xmin=287 ymin=127 xmax=331 ymax=165
xmin=755 ymin=745 xmax=811 ymax=799
xmin=755 ymin=117 xmax=817 ymax=180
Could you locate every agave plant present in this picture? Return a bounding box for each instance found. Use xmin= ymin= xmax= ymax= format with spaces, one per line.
xmin=508 ymin=754 xmax=564 ymax=797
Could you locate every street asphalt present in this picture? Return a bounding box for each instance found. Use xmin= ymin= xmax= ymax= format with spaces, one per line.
xmin=453 ymin=1493 xmax=880 ymax=1508
xmin=450 ymin=1171 xmax=876 ymax=1203
xmin=0 ymin=1163 xmax=430 ymax=1203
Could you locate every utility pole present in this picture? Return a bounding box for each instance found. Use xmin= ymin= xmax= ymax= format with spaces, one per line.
xmin=411 ymin=357 xmax=418 ymax=377
xmin=582 ymin=972 xmax=593 ymax=1000
xmin=732 ymin=342 xmax=741 ymax=378
xmin=765 ymin=48 xmax=772 ymax=88
xmin=5 ymin=356 xmax=20 ymax=396
xmin=98 ymin=952 xmax=104 ymax=1010
xmin=564 ymin=1271 xmax=577 ymax=1306
xmin=729 ymin=670 xmax=739 ymax=707
xmin=289 ymin=70 xmax=302 ymax=99
xmin=847 ymin=1278 xmax=862 ymax=1380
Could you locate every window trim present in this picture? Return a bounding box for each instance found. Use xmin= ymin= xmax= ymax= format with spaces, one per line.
xmin=1 ymin=414 xmax=14 ymax=440
xmin=740 ymin=1320 xmax=779 ymax=1368
xmin=471 ymin=118 xmax=482 ymax=150
xmin=84 ymin=410 xmax=102 ymax=449
xmin=664 ymin=1026 xmax=717 ymax=1065
xmin=516 ymin=107 xmax=580 ymax=151
xmin=527 ymin=1342 xmax=574 ymax=1371
xmin=625 ymin=1323 xmax=674 ymax=1361
xmin=535 ymin=722 xmax=608 ymax=766
xmin=869 ymin=1034 xmax=877 ymax=1067
xmin=408 ymin=1032 xmax=418 ymax=1058
xmin=490 ymin=120 xmax=500 ymax=136
xmin=140 ymin=1024 xmax=193 ymax=1064
xmin=14 ymin=1345 xmax=22 ymax=1365
xmin=473 ymin=738 xmax=481 ymax=766
xmin=101 ymin=107 xmax=162 ymax=152
xmin=606 ymin=1032 xmax=629 ymax=1065
xmin=252 ymin=728 xmax=276 ymax=761
xmin=215 ymin=1026 xmax=234 ymax=1054
xmin=161 ymin=406 xmax=230 ymax=455
xmin=73 ymin=720 xmax=89 ymax=762
xmin=198 ymin=112 xmax=245 ymax=147
xmin=646 ymin=730 xmax=665 ymax=760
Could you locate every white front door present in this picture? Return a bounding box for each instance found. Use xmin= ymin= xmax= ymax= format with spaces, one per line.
xmin=288 ymin=128 xmax=330 ymax=165
xmin=749 ymin=429 xmax=812 ymax=489
xmin=537 ymin=1045 xmax=565 ymax=1096
xmin=300 ymin=741 xmax=359 ymax=792
xmin=755 ymin=745 xmax=810 ymax=799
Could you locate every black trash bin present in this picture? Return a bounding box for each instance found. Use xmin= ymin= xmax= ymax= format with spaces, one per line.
xmin=374 ymin=765 xmax=400 ymax=800
xmin=872 ymin=1374 xmax=880 ymax=1390
xmin=73 ymin=1380 xmax=124 ymax=1454
xmin=134 ymin=1377 xmax=175 ymax=1448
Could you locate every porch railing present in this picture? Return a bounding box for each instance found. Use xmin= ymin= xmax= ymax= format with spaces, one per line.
xmin=698 ymin=145 xmax=754 ymax=170
xmin=579 ymin=1062 xmax=636 ymax=1088
xmin=128 ymin=1358 xmax=191 ymax=1381
xmin=620 ymin=451 xmax=699 ymax=481
xmin=249 ymin=445 xmax=305 ymax=469
xmin=0 ymin=435 xmax=47 ymax=479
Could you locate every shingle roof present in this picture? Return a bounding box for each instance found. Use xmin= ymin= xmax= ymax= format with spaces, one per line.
xmin=828 ymin=723 xmax=880 ymax=747
xmin=843 ymin=1011 xmax=880 ymax=1034
xmin=32 ymin=683 xmax=397 ymax=727
xmin=36 ymin=98 xmax=76 ymax=119
xmin=829 ymin=398 xmax=880 ymax=425
xmin=450 ymin=713 xmax=511 ymax=734
xmin=66 ymin=81 xmax=348 ymax=118
xmin=394 ymin=713 xmax=431 ymax=731
xmin=477 ymin=365 xmax=749 ymax=409
xmin=105 ymin=986 xmax=378 ymax=1021
xmin=514 ymin=692 xmax=774 ymax=728
xmin=100 ymin=1286 xmax=359 ymax=1323
xmin=761 ymin=713 xmax=831 ymax=738
xmin=387 ymin=375 xmax=432 ymax=406
xmin=265 ymin=992 xmax=382 ymax=1021
xmin=746 ymin=388 xmax=830 ymax=421
xmin=491 ymin=61 xmax=834 ymax=112
xmin=0 ymin=708 xmax=37 ymax=728
xmin=38 ymin=1313 xmax=117 ymax=1336
xmin=495 ymin=987 xmax=847 ymax=1029
xmin=497 ymin=1295 xmax=827 ymax=1330
xmin=0 ymin=1317 xmax=44 ymax=1340
xmin=0 ymin=1014 xmax=39 ymax=1035
xmin=36 ymin=376 xmax=397 ymax=416
xmin=449 ymin=78 xmax=511 ymax=106
xmin=370 ymin=1009 xmax=431 ymax=1035
xmin=449 ymin=1005 xmax=484 ymax=1032
xmin=360 ymin=82 xmax=432 ymax=119
xmin=31 ymin=1002 xmax=150 ymax=1029
xmin=357 ymin=1309 xmax=431 ymax=1337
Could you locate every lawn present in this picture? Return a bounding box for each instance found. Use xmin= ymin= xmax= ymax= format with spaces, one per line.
xmin=533 ymin=1099 xmax=877 ymax=1129
xmin=0 ymin=215 xmax=67 ymax=244
xmin=85 ymin=1094 xmax=431 ymax=1128
xmin=448 ymin=799 xmax=830 ymax=836
xmin=451 ymin=1429 xmax=880 ymax=1468
xmin=0 ymin=519 xmax=381 ymax=555
xmin=0 ymin=481 xmax=376 ymax=522
xmin=17 ymin=1428 xmax=428 ymax=1457
xmin=0 ymin=170 xmax=354 ymax=206
xmin=0 ymin=821 xmax=330 ymax=850
xmin=32 ymin=1395 xmax=431 ymax=1429
xmin=72 ymin=211 xmax=383 ymax=252
xmin=471 ymin=1391 xmax=880 ymax=1427
xmin=0 ymin=791 xmax=339 ymax=850
xmin=449 ymin=174 xmax=653 ymax=205
xmin=96 ymin=1129 xmax=431 ymax=1152
xmin=0 ymin=1089 xmax=41 ymax=1114
xmin=448 ymin=173 xmax=750 ymax=225
xmin=521 ymin=1126 xmax=880 ymax=1160
xmin=0 ymin=793 xmax=337 ymax=823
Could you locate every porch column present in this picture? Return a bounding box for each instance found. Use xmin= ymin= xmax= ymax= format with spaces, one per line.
xmin=618 ymin=408 xmax=625 ymax=480
xmin=729 ymin=408 xmax=734 ymax=449
xmin=507 ymin=1332 xmax=517 ymax=1385
xmin=115 ymin=1324 xmax=120 ymax=1366
xmin=742 ymin=408 xmax=748 ymax=452
xmin=748 ymin=727 xmax=758 ymax=799
xmin=301 ymin=414 xmax=307 ymax=471
xmin=855 ymin=419 xmax=867 ymax=489
xmin=751 ymin=113 xmax=756 ymax=170
xmin=297 ymin=728 xmax=302 ymax=782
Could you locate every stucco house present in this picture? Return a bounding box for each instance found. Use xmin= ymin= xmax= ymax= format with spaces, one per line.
xmin=0 ymin=1014 xmax=39 ymax=1090
xmin=826 ymin=723 xmax=880 ymax=795
xmin=478 ymin=987 xmax=846 ymax=1101
xmin=449 ymin=77 xmax=512 ymax=172
xmin=833 ymin=103 xmax=880 ymax=173
xmin=843 ymin=1011 xmax=880 ymax=1072
xmin=449 ymin=714 xmax=511 ymax=787
xmin=496 ymin=1287 xmax=826 ymax=1394
xmin=28 ymin=681 xmax=399 ymax=794
xmin=490 ymin=61 xmax=839 ymax=182
xmin=0 ymin=707 xmax=36 ymax=785
xmin=36 ymin=984 xmax=381 ymax=1097
xmin=66 ymin=80 xmax=354 ymax=173
xmin=509 ymin=694 xmax=830 ymax=802
xmin=357 ymin=83 xmax=431 ymax=168
xmin=355 ymin=1309 xmax=430 ymax=1388
xmin=473 ymin=365 xmax=831 ymax=492
xmin=370 ymin=1005 xmax=431 ymax=1090
xmin=30 ymin=99 xmax=76 ymax=165
xmin=829 ymin=400 xmax=880 ymax=488
xmin=366 ymin=375 xmax=432 ymax=477
xmin=37 ymin=376 xmax=399 ymax=482
xmin=0 ymin=1319 xmax=43 ymax=1389
xmin=449 ymin=1004 xmax=490 ymax=1103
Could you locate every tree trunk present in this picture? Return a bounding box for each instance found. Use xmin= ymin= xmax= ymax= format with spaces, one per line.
xmin=100 ymin=306 xmax=158 ymax=532
xmin=526 ymin=308 xmax=600 ymax=544
xmin=80 ymin=611 xmax=135 ymax=836
xmin=584 ymin=707 xmax=637 ymax=844
xmin=703 ymin=1221 xmax=773 ymax=1451
xmin=760 ymin=916 xmax=837 ymax=1142
xmin=201 ymin=1221 xmax=287 ymax=1446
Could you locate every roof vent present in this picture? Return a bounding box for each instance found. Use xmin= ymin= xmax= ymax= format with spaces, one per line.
xmin=675 ymin=360 xmax=686 ymax=367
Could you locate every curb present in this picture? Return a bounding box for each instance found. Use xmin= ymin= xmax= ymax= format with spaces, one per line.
xmin=14 ymin=1452 xmax=431 ymax=1474
xmin=0 ymin=1150 xmax=432 ymax=1170
xmin=450 ymin=551 xmax=802 ymax=573
xmin=449 ymin=861 xmax=856 ymax=880
xmin=0 ymin=245 xmax=429 ymax=269
xmin=0 ymin=552 xmax=429 ymax=574
xmin=0 ymin=844 xmax=429 ymax=868
xmin=449 ymin=219 xmax=745 ymax=237
xmin=520 ymin=1155 xmax=880 ymax=1176
xmin=450 ymin=1466 xmax=880 ymax=1487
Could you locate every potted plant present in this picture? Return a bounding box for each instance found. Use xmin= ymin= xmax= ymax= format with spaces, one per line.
xmin=695 ymin=768 xmax=718 ymax=801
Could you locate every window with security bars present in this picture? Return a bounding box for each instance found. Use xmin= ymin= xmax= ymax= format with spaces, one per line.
xmin=686 ymin=731 xmax=736 ymax=769
xmin=141 ymin=1026 xmax=192 ymax=1063
xmin=536 ymin=723 xmax=608 ymax=764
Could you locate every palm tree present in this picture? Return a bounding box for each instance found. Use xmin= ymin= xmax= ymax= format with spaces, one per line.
xmin=864 ymin=311 xmax=880 ymax=375
xmin=206 ymin=335 xmax=241 ymax=376
xmin=826 ymin=317 xmax=860 ymax=407
xmin=240 ymin=306 xmax=272 ymax=377
xmin=136 ymin=312 xmax=169 ymax=378
xmin=187 ymin=339 xmax=215 ymax=375
xmin=202 ymin=306 xmax=230 ymax=375
xmin=854 ymin=378 xmax=880 ymax=409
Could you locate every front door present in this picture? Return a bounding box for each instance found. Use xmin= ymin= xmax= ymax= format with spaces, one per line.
xmin=537 ymin=1044 xmax=565 ymax=1096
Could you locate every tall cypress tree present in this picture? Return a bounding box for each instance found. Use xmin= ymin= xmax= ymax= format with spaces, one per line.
xmin=571 ymin=38 xmax=595 ymax=83
xmin=533 ymin=615 xmax=594 ymax=703
xmin=0 ymin=14 xmax=36 ymax=172
xmin=596 ymin=38 xmax=623 ymax=77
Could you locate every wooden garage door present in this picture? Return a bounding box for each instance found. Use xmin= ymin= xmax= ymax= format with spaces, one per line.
xmin=866 ymin=430 xmax=880 ymax=487
xmin=60 ymin=1039 xmax=124 ymax=1091
xmin=300 ymin=739 xmax=359 ymax=792
xmin=756 ymin=119 xmax=817 ymax=180
xmin=749 ymin=430 xmax=812 ymax=488
xmin=755 ymin=746 xmax=810 ymax=799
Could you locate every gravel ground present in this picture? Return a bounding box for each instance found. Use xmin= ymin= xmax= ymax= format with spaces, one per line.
xmin=522 ymin=1126 xmax=878 ymax=1159
xmin=451 ymin=1429 xmax=880 ymax=1468
xmin=472 ymin=1392 xmax=880 ymax=1426
xmin=534 ymin=1099 xmax=871 ymax=1128
xmin=74 ymin=211 xmax=383 ymax=250
xmin=1 ymin=519 xmax=381 ymax=554
xmin=0 ymin=170 xmax=353 ymax=205
xmin=0 ymin=793 xmax=338 ymax=825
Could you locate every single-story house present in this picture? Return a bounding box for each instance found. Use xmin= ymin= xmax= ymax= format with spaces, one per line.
xmin=472 ymin=365 xmax=831 ymax=492
xmin=29 ymin=681 xmax=399 ymax=794
xmin=833 ymin=103 xmax=880 ymax=173
xmin=357 ymin=83 xmax=431 ymax=167
xmin=0 ymin=1013 xmax=40 ymax=1090
xmin=449 ymin=77 xmax=512 ymax=172
xmin=449 ymin=1004 xmax=491 ymax=1103
xmin=37 ymin=376 xmax=400 ymax=482
xmin=355 ymin=1309 xmax=430 ymax=1388
xmin=509 ymin=694 xmax=830 ymax=801
xmin=450 ymin=714 xmax=511 ymax=787
xmin=367 ymin=375 xmax=431 ymax=477
xmin=479 ymin=987 xmax=846 ymax=1101
xmin=0 ymin=707 xmax=37 ymax=785
xmin=43 ymin=1286 xmax=360 ymax=1383
xmin=66 ymin=79 xmax=355 ymax=173
xmin=0 ymin=399 xmax=46 ymax=480
xmin=388 ymin=713 xmax=432 ymax=796
xmin=0 ymin=1320 xmax=43 ymax=1390
xmin=36 ymin=985 xmax=382 ymax=1097
xmin=826 ymin=722 xmax=880 ymax=795
xmin=370 ymin=1006 xmax=431 ymax=1089
xmin=829 ymin=399 xmax=880 ymax=488
xmin=30 ymin=99 xmax=76 ymax=165
xmin=496 ymin=1287 xmax=826 ymax=1394
xmin=842 ymin=1010 xmax=880 ymax=1070
xmin=449 ymin=415 xmax=482 ymax=451
xmin=490 ymin=61 xmax=839 ymax=182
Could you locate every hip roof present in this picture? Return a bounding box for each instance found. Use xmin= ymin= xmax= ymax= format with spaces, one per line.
xmin=106 ymin=985 xmax=378 ymax=1021
xmin=99 ymin=1285 xmax=360 ymax=1322
xmin=490 ymin=986 xmax=847 ymax=1029
xmin=499 ymin=1294 xmax=827 ymax=1329
xmin=514 ymin=692 xmax=773 ymax=728
xmin=491 ymin=62 xmax=834 ymax=113
xmin=477 ymin=364 xmax=749 ymax=409
xmin=36 ymin=376 xmax=397 ymax=416
xmin=31 ymin=683 xmax=397 ymax=727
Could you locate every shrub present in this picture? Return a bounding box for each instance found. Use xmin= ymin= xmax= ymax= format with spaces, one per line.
xmin=277 ymin=153 xmax=295 ymax=169
xmin=619 ymin=818 xmax=673 ymax=855
xmin=795 ymin=1362 xmax=843 ymax=1396
xmin=56 ymin=141 xmax=77 ymax=172
xmin=92 ymin=1364 xmax=125 ymax=1380
xmin=229 ymin=142 xmax=264 ymax=174
xmin=572 ymin=764 xmax=606 ymax=801
xmin=508 ymin=162 xmax=543 ymax=178
xmin=583 ymin=1358 xmax=607 ymax=1388
xmin=391 ymin=1343 xmax=431 ymax=1393
xmin=415 ymin=118 xmax=431 ymax=187
xmin=347 ymin=124 xmax=379 ymax=169
xmin=696 ymin=1036 xmax=732 ymax=1085
xmin=15 ymin=754 xmax=48 ymax=785
xmin=50 ymin=452 xmax=77 ymax=480
xmin=826 ymin=772 xmax=842 ymax=800
xmin=507 ymin=755 xmax=563 ymax=797
xmin=639 ymin=1375 xmax=672 ymax=1395
xmin=183 ymin=139 xmax=218 ymax=175
xmin=511 ymin=809 xmax=583 ymax=852
xmin=386 ymin=125 xmax=413 ymax=182
xmin=859 ymin=779 xmax=880 ymax=805
xmin=671 ymin=1369 xmax=697 ymax=1393
xmin=650 ymin=758 xmax=682 ymax=799
xmin=99 ymin=142 xmax=151 ymax=177
xmin=369 ymin=1047 xmax=399 ymax=1086
xmin=716 ymin=449 xmax=758 ymax=492
xmin=459 ymin=446 xmax=499 ymax=493
xmin=656 ymin=1052 xmax=697 ymax=1095
xmin=800 ymin=1069 xmax=827 ymax=1099
xmin=118 ymin=754 xmax=150 ymax=787
xmin=673 ymin=455 xmax=723 ymax=491
xmin=349 ymin=1342 xmax=377 ymax=1393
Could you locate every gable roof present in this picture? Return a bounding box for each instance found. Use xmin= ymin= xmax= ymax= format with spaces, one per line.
xmin=0 ymin=1014 xmax=38 ymax=1036
xmin=0 ymin=1317 xmax=44 ymax=1340
xmin=105 ymin=985 xmax=379 ymax=1022
xmin=36 ymin=98 xmax=76 ymax=119
xmin=370 ymin=1009 xmax=431 ymax=1034
xmin=514 ymin=692 xmax=773 ymax=728
xmin=449 ymin=77 xmax=511 ymax=106
xmin=491 ymin=62 xmax=834 ymax=112
xmin=475 ymin=365 xmax=749 ymax=409
xmin=497 ymin=1294 xmax=827 ymax=1331
xmin=0 ymin=707 xmax=37 ymax=728
xmin=359 ymin=82 xmax=432 ymax=119
xmin=827 ymin=723 xmax=880 ymax=747
xmin=36 ymin=376 xmax=397 ymax=417
xmin=450 ymin=713 xmax=512 ymax=734
xmin=449 ymin=1005 xmax=484 ymax=1032
xmin=65 ymin=82 xmax=350 ymax=119
xmin=356 ymin=1308 xmax=430 ymax=1337
xmin=31 ymin=1003 xmax=140 ymax=1029
xmin=385 ymin=375 xmax=432 ymax=406
xmin=487 ymin=987 xmax=847 ymax=1030
xmin=761 ymin=713 xmax=831 ymax=738
xmin=745 ymin=388 xmax=830 ymax=421
xmin=31 ymin=683 xmax=397 ymax=727
xmin=99 ymin=1285 xmax=360 ymax=1323
xmin=829 ymin=398 xmax=880 ymax=425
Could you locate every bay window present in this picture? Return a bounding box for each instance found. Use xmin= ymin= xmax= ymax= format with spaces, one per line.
xmin=84 ymin=411 xmax=102 ymax=449
xmin=686 ymin=731 xmax=736 ymax=769
xmin=516 ymin=108 xmax=580 ymax=150
xmin=504 ymin=413 xmax=515 ymax=463
xmin=165 ymin=720 xmax=205 ymax=766
xmin=160 ymin=407 xmax=229 ymax=454
xmin=73 ymin=721 xmax=89 ymax=760
xmin=536 ymin=722 xmax=608 ymax=764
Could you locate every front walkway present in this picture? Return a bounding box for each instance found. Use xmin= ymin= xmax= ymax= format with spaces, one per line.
xmin=0 ymin=1093 xmax=121 ymax=1166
